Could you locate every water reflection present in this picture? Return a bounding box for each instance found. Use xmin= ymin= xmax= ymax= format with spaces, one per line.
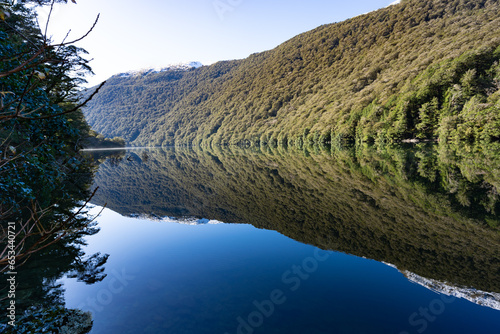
xmin=0 ymin=154 xmax=108 ymax=332
xmin=88 ymin=143 xmax=500 ymax=294
xmin=62 ymin=206 xmax=500 ymax=334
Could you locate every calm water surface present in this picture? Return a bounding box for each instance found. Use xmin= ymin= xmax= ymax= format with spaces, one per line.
xmin=60 ymin=145 xmax=500 ymax=333
xmin=61 ymin=207 xmax=498 ymax=334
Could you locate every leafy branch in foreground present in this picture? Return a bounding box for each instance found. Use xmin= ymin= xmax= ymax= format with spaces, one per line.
xmin=0 ymin=0 xmax=105 ymax=270
xmin=0 ymin=3 xmax=110 ymax=330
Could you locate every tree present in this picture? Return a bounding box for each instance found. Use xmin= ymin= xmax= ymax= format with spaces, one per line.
xmin=0 ymin=0 xmax=105 ymax=271
xmin=416 ymin=97 xmax=439 ymax=139
xmin=0 ymin=3 xmax=110 ymax=331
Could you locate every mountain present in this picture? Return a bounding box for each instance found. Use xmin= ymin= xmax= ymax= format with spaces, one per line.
xmin=83 ymin=0 xmax=500 ymax=147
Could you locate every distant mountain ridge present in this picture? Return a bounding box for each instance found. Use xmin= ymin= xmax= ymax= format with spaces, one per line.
xmin=115 ymin=61 xmax=203 ymax=79
xmin=83 ymin=0 xmax=500 ymax=147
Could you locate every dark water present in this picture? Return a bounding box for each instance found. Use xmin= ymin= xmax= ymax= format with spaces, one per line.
xmin=56 ymin=143 xmax=500 ymax=334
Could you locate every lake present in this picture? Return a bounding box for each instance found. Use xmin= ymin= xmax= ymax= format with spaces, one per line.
xmin=65 ymin=144 xmax=500 ymax=333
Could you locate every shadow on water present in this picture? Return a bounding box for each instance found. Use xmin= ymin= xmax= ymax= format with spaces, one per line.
xmin=87 ymin=142 xmax=500 ymax=294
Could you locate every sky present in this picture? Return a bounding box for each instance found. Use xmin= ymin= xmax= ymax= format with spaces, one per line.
xmin=35 ymin=0 xmax=400 ymax=86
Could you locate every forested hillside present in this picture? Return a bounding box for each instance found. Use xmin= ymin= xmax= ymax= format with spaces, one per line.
xmin=83 ymin=0 xmax=500 ymax=147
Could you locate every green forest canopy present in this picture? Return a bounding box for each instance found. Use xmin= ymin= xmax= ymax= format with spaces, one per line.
xmin=83 ymin=0 xmax=500 ymax=148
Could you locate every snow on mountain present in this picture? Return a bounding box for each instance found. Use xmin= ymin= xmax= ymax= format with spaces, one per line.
xmin=127 ymin=213 xmax=223 ymax=226
xmin=382 ymin=262 xmax=500 ymax=311
xmin=116 ymin=61 xmax=203 ymax=78
xmin=403 ymin=270 xmax=500 ymax=311
xmin=358 ymin=0 xmax=401 ymax=18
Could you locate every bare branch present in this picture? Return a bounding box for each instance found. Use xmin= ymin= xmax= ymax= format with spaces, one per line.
xmin=43 ymin=0 xmax=56 ymax=43
xmin=17 ymin=80 xmax=106 ymax=120
xmin=0 ymin=47 xmax=47 ymax=79
xmin=0 ymin=11 xmax=99 ymax=79
xmin=53 ymin=14 xmax=100 ymax=47
xmin=15 ymin=72 xmax=36 ymax=115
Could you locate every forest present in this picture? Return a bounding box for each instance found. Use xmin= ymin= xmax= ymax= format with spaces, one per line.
xmin=83 ymin=0 xmax=500 ymax=148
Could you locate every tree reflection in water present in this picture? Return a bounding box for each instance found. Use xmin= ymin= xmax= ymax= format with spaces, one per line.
xmin=0 ymin=151 xmax=124 ymax=332
xmin=90 ymin=143 xmax=500 ymax=293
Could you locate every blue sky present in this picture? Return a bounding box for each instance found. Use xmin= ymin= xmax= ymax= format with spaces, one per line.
xmin=36 ymin=0 xmax=399 ymax=86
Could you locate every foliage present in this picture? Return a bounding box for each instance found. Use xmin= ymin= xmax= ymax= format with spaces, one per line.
xmin=0 ymin=0 xmax=105 ymax=253
xmin=82 ymin=130 xmax=126 ymax=149
xmin=0 ymin=306 xmax=92 ymax=334
xmin=0 ymin=2 xmax=107 ymax=331
xmin=0 ymin=1 xmax=94 ymax=213
xmin=83 ymin=0 xmax=500 ymax=147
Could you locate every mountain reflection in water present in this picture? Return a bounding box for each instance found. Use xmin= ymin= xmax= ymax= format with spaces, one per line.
xmin=86 ymin=143 xmax=500 ymax=295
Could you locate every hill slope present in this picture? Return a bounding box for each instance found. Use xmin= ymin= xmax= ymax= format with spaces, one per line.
xmin=83 ymin=0 xmax=500 ymax=147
